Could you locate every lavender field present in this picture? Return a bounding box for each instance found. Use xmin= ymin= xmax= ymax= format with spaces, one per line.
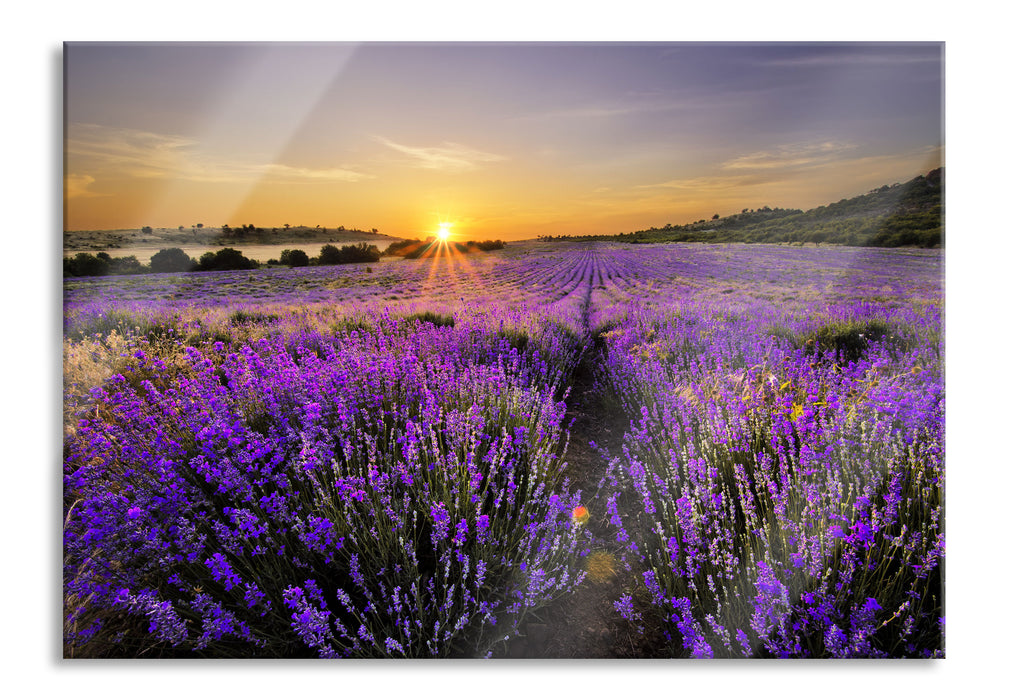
xmin=62 ymin=241 xmax=944 ymax=658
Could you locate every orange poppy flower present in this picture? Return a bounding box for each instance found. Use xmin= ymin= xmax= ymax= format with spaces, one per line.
xmin=572 ymin=506 xmax=589 ymax=524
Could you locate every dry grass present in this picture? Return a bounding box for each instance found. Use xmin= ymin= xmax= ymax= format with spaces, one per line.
xmin=585 ymin=551 xmax=619 ymax=583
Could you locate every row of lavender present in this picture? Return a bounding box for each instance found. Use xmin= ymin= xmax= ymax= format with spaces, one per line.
xmin=594 ymin=248 xmax=944 ymax=656
xmin=63 ymin=310 xmax=590 ymax=657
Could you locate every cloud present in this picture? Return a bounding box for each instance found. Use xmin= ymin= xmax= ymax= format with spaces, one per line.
xmin=259 ymin=164 xmax=374 ymax=183
xmin=722 ymin=141 xmax=856 ymax=171
xmin=67 ymin=123 xmax=197 ymax=178
xmin=635 ymin=174 xmax=770 ymax=191
xmin=373 ymin=136 xmax=506 ymax=172
xmin=66 ymin=122 xmax=373 ymax=184
xmin=64 ymin=173 xmax=107 ymax=199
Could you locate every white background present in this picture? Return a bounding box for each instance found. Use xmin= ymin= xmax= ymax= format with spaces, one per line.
xmin=5 ymin=2 xmax=1003 ymax=697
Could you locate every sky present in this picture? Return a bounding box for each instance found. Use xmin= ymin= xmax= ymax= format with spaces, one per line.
xmin=64 ymin=41 xmax=943 ymax=240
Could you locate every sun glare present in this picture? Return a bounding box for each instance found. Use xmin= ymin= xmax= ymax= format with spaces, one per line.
xmin=437 ymin=223 xmax=452 ymax=241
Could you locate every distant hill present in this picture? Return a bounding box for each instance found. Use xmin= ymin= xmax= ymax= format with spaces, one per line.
xmin=64 ymin=224 xmax=402 ymax=252
xmin=545 ymin=168 xmax=944 ymax=248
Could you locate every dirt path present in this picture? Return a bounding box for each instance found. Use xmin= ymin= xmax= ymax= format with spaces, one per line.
xmin=498 ymin=347 xmax=669 ymax=658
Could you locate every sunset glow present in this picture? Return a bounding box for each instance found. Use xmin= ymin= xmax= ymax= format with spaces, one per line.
xmin=63 ymin=43 xmax=943 ymax=240
xmin=437 ymin=223 xmax=452 ymax=241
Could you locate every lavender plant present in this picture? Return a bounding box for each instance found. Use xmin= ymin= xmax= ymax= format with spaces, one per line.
xmin=598 ymin=300 xmax=944 ymax=657
xmin=64 ymin=314 xmax=588 ymax=657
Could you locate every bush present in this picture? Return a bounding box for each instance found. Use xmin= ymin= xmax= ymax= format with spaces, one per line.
xmin=195 ymin=248 xmax=257 ymax=272
xmin=108 ymin=255 xmax=146 ymax=275
xmin=317 ymin=243 xmax=381 ymax=266
xmin=279 ymin=249 xmax=310 ymax=267
xmin=150 ymin=248 xmax=195 ymax=274
xmin=64 ymin=252 xmax=110 ymax=277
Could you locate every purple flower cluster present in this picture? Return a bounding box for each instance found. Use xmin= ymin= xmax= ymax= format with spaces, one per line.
xmin=64 ymin=313 xmax=589 ymax=657
xmin=596 ymin=250 xmax=944 ymax=657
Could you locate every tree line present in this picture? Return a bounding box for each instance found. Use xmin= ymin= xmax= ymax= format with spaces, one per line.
xmin=383 ymin=238 xmax=506 ymax=259
xmin=65 ymin=236 xmax=511 ymax=278
xmin=64 ymin=242 xmax=384 ymax=278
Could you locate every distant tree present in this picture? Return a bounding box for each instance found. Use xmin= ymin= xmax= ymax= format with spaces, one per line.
xmin=150 ymin=247 xmax=194 ymax=273
xmin=196 ymin=223 xmax=203 ymax=229
xmin=317 ymin=242 xmax=381 ymax=265
xmin=279 ymin=248 xmax=310 ymax=267
xmin=64 ymin=252 xmax=109 ymax=277
xmin=195 ymin=247 xmax=257 ymax=271
xmin=179 ymin=225 xmax=185 ymax=231
xmin=284 ymin=223 xmax=290 ymax=230
xmin=371 ymin=228 xmax=379 ymax=235
xmin=317 ymin=244 xmax=343 ymax=265
xmin=141 ymin=226 xmax=153 ymax=234
xmin=109 ymin=255 xmax=145 ymax=275
xmin=712 ymin=213 xmax=720 ymax=220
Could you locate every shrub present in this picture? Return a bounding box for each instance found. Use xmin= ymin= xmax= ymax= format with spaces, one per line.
xmin=279 ymin=249 xmax=310 ymax=268
xmin=150 ymin=248 xmax=195 ymax=273
xmin=317 ymin=243 xmax=382 ymax=266
xmin=108 ymin=255 xmax=147 ymax=275
xmin=195 ymin=248 xmax=257 ymax=272
xmin=64 ymin=252 xmax=110 ymax=277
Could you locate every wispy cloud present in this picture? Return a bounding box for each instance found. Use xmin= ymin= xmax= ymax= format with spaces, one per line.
xmin=64 ymin=173 xmax=107 ymax=199
xmin=373 ymin=136 xmax=507 ymax=172
xmin=67 ymin=123 xmax=197 ymax=178
xmin=635 ymin=174 xmax=770 ymax=191
xmin=66 ymin=123 xmax=373 ymax=184
xmin=259 ymin=164 xmax=373 ymax=183
xmin=722 ymin=141 xmax=856 ymax=171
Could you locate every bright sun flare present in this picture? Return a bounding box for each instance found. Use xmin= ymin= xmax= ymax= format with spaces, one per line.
xmin=437 ymin=223 xmax=452 ymax=241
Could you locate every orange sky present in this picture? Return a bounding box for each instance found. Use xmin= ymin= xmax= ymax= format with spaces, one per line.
xmin=64 ymin=43 xmax=943 ymax=241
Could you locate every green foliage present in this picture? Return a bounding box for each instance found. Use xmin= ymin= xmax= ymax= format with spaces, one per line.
xmin=229 ymin=310 xmax=281 ymax=326
xmin=108 ymin=255 xmax=146 ymax=275
xmin=384 ymin=239 xmax=424 ymax=256
xmin=64 ymin=252 xmax=110 ymax=277
xmin=195 ymin=248 xmax=258 ymax=272
xmin=279 ymin=249 xmax=310 ymax=267
xmin=386 ymin=239 xmax=506 ymax=259
xmin=150 ymin=248 xmax=196 ymax=273
xmin=771 ymin=318 xmax=914 ymax=365
xmin=402 ymin=311 xmax=456 ymax=328
xmin=317 ymin=243 xmax=382 ymax=265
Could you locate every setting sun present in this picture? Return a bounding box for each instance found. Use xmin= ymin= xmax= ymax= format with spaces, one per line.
xmin=437 ymin=223 xmax=452 ymax=241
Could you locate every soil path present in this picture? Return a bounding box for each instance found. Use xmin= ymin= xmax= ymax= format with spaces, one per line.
xmin=498 ymin=347 xmax=668 ymax=658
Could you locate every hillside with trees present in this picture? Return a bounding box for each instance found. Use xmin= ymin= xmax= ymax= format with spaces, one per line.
xmin=541 ymin=168 xmax=944 ymax=248
xmin=63 ymin=223 xmax=398 ymax=254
